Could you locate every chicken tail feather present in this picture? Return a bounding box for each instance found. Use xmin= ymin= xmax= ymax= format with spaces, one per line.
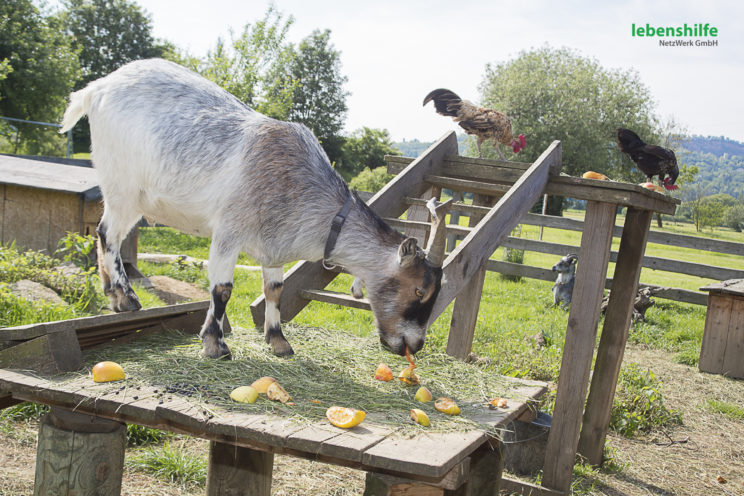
xmin=423 ymin=88 xmax=462 ymax=117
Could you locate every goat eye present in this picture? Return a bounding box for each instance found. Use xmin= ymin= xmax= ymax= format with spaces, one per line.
xmin=415 ymin=288 xmax=424 ymax=298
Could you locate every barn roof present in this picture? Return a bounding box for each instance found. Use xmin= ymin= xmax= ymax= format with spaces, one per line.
xmin=0 ymin=154 xmax=101 ymax=201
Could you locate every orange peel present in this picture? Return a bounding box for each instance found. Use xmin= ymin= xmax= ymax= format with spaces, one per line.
xmin=326 ymin=406 xmax=366 ymax=428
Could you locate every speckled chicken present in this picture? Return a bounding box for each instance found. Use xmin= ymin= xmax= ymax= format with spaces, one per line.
xmin=423 ymin=88 xmax=525 ymax=159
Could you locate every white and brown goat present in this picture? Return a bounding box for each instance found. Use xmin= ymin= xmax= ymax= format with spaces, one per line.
xmin=60 ymin=59 xmax=448 ymax=359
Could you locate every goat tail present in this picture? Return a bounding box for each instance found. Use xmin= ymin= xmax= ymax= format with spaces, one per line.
xmin=59 ymin=85 xmax=94 ymax=133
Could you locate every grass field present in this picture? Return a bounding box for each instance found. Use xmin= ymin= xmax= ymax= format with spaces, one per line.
xmin=1 ymin=214 xmax=742 ymax=495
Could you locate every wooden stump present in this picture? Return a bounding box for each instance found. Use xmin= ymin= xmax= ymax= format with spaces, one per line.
xmin=34 ymin=407 xmax=126 ymax=496
xmin=206 ymin=441 xmax=274 ymax=496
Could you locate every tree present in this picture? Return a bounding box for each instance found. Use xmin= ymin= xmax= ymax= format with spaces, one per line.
xmin=0 ymin=0 xmax=80 ymax=155
xmin=348 ymin=166 xmax=393 ymax=193
xmin=339 ymin=127 xmax=399 ymax=181
xmin=56 ymin=0 xmax=170 ymax=153
xmin=479 ymin=46 xmax=660 ymax=213
xmin=723 ymin=203 xmax=744 ymax=232
xmin=287 ymin=29 xmax=348 ymax=163
xmin=200 ymin=6 xmax=298 ymax=120
xmin=58 ymin=0 xmax=167 ymax=88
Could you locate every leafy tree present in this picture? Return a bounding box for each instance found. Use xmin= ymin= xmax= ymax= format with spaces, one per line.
xmin=339 ymin=127 xmax=399 ymax=181
xmin=479 ymin=46 xmax=660 ymax=212
xmin=58 ymin=0 xmax=167 ymax=88
xmin=56 ymin=0 xmax=169 ymax=153
xmin=0 ymin=0 xmax=80 ymax=155
xmin=286 ymin=29 xmax=348 ymax=163
xmin=723 ymin=204 xmax=744 ymax=232
xmin=348 ymin=166 xmax=393 ymax=193
xmin=200 ymin=6 xmax=298 ymax=120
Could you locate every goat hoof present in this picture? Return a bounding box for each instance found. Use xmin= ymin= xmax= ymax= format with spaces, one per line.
xmin=112 ymin=290 xmax=141 ymax=312
xmin=270 ymin=338 xmax=294 ymax=357
xmin=201 ymin=336 xmax=232 ymax=360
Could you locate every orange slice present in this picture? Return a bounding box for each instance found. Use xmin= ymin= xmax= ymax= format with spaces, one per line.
xmin=434 ymin=397 xmax=461 ymax=416
xmin=582 ymin=171 xmax=608 ymax=180
xmin=326 ymin=406 xmax=366 ymax=428
xmin=91 ymin=361 xmax=125 ymax=383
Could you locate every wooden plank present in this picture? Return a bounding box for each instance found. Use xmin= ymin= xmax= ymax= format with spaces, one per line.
xmin=722 ymin=297 xmax=744 ymax=379
xmin=361 ymin=430 xmax=486 ymax=479
xmin=578 ymin=207 xmax=652 ymax=465
xmin=0 ymin=300 xmax=209 ymax=341
xmin=251 ymin=132 xmax=459 ymax=327
xmin=300 ymin=289 xmax=372 ymax=311
xmin=446 ymin=194 xmax=494 ymax=360
xmin=429 ymin=141 xmax=560 ymax=325
xmin=285 ymin=424 xmax=342 ymax=454
xmin=318 ymin=423 xmax=391 ymax=462
xmin=500 ymin=236 xmax=744 ymax=281
xmin=206 ymin=441 xmax=273 ymax=496
xmin=389 ymin=157 xmax=678 ymax=215
xmin=0 ymin=393 xmax=23 ymax=410
xmin=699 ymin=295 xmax=733 ymax=375
xmin=0 ymin=327 xmax=82 ymax=374
xmin=424 ymin=175 xmax=513 ymax=197
xmin=0 ymin=155 xmax=100 ymax=195
xmin=542 ymin=201 xmax=617 ymax=494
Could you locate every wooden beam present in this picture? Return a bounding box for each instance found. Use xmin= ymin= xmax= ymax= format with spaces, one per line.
xmin=429 ymin=141 xmax=560 ymax=325
xmin=300 ymin=289 xmax=372 ymax=311
xmin=578 ymin=207 xmax=652 ymax=465
xmin=0 ymin=327 xmax=81 ymax=374
xmin=541 ymin=201 xmax=617 ymax=494
xmin=250 ymin=132 xmax=459 ymax=327
xmin=446 ymin=193 xmax=494 ymax=360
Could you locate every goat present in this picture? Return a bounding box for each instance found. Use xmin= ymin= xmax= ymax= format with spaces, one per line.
xmin=60 ymin=58 xmax=448 ymax=359
xmin=552 ymin=254 xmax=577 ymax=308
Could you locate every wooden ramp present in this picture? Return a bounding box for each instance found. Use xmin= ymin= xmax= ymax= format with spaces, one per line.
xmin=250 ymin=131 xmax=562 ymax=359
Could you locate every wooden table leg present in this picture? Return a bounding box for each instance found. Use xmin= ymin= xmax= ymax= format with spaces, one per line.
xmin=541 ymin=201 xmax=617 ymax=494
xmin=34 ymin=406 xmax=126 ymax=496
xmin=206 ymin=441 xmax=274 ymax=496
xmin=578 ymin=207 xmax=652 ymax=465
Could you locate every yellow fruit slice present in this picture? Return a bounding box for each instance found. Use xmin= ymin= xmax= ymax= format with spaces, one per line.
xmin=91 ymin=361 xmax=125 ymax=383
xmin=489 ymin=397 xmax=508 ymax=409
xmin=639 ymin=182 xmax=665 ymax=193
xmin=375 ymin=363 xmax=393 ymax=381
xmin=326 ymin=406 xmax=366 ymax=428
xmin=398 ymin=365 xmax=420 ymax=385
xmin=582 ymin=171 xmax=608 ymax=180
xmin=410 ymin=408 xmax=430 ymax=427
xmin=250 ymin=376 xmax=278 ymax=394
xmin=230 ymin=386 xmax=258 ymax=404
xmin=434 ymin=397 xmax=461 ymax=416
xmin=414 ymin=386 xmax=433 ymax=402
xmin=266 ymin=382 xmax=292 ymax=403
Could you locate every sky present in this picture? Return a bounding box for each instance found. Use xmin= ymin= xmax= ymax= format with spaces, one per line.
xmin=91 ymin=0 xmax=744 ymax=143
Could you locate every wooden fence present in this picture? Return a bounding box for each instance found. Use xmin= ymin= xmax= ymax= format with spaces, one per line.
xmin=387 ymin=200 xmax=744 ymax=306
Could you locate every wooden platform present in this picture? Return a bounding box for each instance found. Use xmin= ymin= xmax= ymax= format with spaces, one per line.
xmin=0 ymin=365 xmax=546 ymax=493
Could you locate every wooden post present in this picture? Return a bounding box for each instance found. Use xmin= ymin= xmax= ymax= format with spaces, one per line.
xmin=363 ymin=474 xmax=445 ymax=496
xmin=405 ymin=186 xmax=443 ymax=246
xmin=206 ymin=441 xmax=274 ymax=496
xmin=34 ymin=407 xmax=126 ymax=496
xmin=446 ymin=194 xmax=495 ymax=360
xmin=446 ymin=191 xmax=464 ymax=253
xmin=578 ymin=207 xmax=652 ymax=465
xmin=454 ymin=442 xmax=503 ymax=496
xmin=541 ymin=201 xmax=616 ymax=494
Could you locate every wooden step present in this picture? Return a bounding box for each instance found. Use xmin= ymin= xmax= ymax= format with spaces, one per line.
xmin=383 ymin=217 xmax=473 ymax=237
xmin=423 ymin=175 xmax=512 ymax=196
xmin=300 ymin=289 xmax=372 ymax=311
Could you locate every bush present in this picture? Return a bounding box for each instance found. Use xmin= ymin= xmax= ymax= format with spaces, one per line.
xmin=55 ymin=232 xmax=97 ymax=270
xmin=723 ymin=204 xmax=744 ymax=232
xmin=610 ymin=363 xmax=681 ymax=437
xmin=348 ymin=166 xmax=393 ymax=194
xmin=127 ymin=441 xmax=207 ymax=486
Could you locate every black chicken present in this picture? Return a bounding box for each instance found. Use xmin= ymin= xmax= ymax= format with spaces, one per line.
xmin=617 ymin=128 xmax=679 ymax=190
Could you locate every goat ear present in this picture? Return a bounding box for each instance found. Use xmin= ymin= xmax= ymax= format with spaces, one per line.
xmin=398 ymin=238 xmax=419 ymax=267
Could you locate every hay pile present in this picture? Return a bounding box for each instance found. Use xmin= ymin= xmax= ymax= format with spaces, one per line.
xmin=80 ymin=324 xmax=532 ymax=434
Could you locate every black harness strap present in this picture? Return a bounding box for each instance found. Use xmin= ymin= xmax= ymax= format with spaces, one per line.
xmin=323 ymin=194 xmax=354 ymax=263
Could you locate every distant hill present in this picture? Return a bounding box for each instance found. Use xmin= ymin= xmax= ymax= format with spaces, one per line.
xmin=678 ymin=135 xmax=744 ymax=198
xmin=394 ymin=134 xmax=744 ymax=199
